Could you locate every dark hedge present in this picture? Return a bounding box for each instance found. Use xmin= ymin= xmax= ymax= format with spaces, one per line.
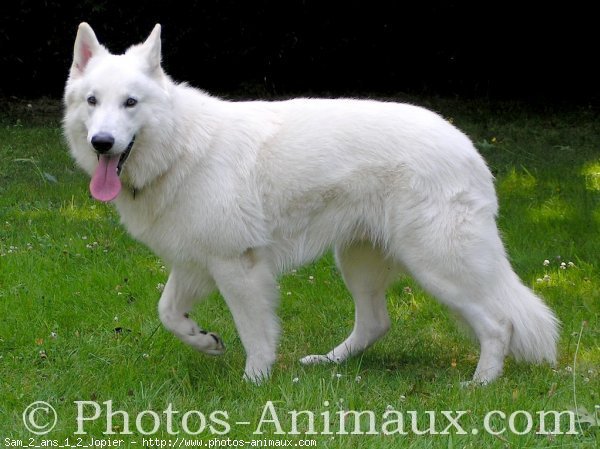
xmin=1 ymin=1 xmax=597 ymax=103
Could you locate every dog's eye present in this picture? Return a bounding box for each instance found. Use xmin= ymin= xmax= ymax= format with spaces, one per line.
xmin=125 ymin=97 xmax=138 ymax=108
xmin=87 ymin=96 xmax=97 ymax=106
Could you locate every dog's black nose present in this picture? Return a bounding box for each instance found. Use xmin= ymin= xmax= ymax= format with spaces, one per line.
xmin=91 ymin=133 xmax=115 ymax=153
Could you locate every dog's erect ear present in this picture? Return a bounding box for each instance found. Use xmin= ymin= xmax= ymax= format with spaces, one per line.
xmin=74 ymin=23 xmax=99 ymax=69
xmin=71 ymin=23 xmax=105 ymax=77
xmin=141 ymin=24 xmax=162 ymax=72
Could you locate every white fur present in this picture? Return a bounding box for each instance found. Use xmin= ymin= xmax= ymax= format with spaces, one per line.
xmin=64 ymin=23 xmax=560 ymax=384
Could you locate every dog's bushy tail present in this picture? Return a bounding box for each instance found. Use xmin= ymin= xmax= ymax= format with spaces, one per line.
xmin=502 ymin=271 xmax=560 ymax=364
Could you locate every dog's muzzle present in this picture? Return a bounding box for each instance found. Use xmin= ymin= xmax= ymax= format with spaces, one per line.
xmin=90 ymin=133 xmax=135 ymax=176
xmin=91 ymin=132 xmax=115 ymax=154
xmin=117 ymin=136 xmax=136 ymax=176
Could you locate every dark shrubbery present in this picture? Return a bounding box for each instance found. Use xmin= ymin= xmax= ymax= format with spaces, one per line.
xmin=0 ymin=1 xmax=596 ymax=103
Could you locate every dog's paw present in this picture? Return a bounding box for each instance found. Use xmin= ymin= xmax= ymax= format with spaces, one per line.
xmin=460 ymin=379 xmax=490 ymax=389
xmin=189 ymin=331 xmax=226 ymax=355
xmin=299 ymin=354 xmax=340 ymax=365
xmin=243 ymin=370 xmax=268 ymax=385
xmin=243 ymin=360 xmax=273 ymax=385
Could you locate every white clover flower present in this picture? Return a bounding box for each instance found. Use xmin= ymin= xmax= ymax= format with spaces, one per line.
xmin=568 ymin=261 xmax=575 ymax=268
xmin=560 ymin=262 xmax=567 ymax=270
xmin=156 ymin=283 xmax=165 ymax=292
xmin=292 ymin=377 xmax=299 ymax=383
xmin=543 ymin=259 xmax=550 ymax=266
xmin=355 ymin=375 xmax=362 ymax=383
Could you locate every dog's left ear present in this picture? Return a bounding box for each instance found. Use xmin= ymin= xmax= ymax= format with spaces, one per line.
xmin=141 ymin=24 xmax=162 ymax=73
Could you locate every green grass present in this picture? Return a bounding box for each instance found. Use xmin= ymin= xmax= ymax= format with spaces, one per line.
xmin=0 ymin=98 xmax=598 ymax=447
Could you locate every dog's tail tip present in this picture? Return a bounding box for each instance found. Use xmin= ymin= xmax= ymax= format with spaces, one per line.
xmin=507 ymin=281 xmax=560 ymax=365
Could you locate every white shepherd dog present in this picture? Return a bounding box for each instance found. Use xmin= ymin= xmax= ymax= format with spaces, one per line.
xmin=64 ymin=23 xmax=559 ymax=384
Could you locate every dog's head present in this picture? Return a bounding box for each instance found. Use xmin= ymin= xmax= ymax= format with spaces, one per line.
xmin=64 ymin=23 xmax=172 ymax=201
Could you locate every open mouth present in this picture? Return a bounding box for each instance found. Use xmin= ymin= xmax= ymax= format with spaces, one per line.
xmin=90 ymin=136 xmax=136 ymax=202
xmin=117 ymin=136 xmax=135 ymax=175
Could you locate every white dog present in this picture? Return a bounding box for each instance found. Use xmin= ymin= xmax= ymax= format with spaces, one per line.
xmin=64 ymin=23 xmax=559 ymax=384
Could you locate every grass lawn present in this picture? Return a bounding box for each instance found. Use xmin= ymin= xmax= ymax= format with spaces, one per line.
xmin=0 ymin=97 xmax=598 ymax=447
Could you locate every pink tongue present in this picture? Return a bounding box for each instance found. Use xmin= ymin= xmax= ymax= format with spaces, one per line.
xmin=90 ymin=155 xmax=122 ymax=202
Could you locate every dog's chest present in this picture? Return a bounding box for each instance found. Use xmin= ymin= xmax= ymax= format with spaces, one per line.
xmin=116 ymin=185 xmax=267 ymax=264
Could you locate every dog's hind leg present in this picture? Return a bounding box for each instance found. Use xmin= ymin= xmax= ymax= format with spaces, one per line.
xmin=400 ymin=257 xmax=513 ymax=384
xmin=391 ymin=210 xmax=516 ymax=384
xmin=300 ymin=242 xmax=398 ymax=365
xmin=158 ymin=265 xmax=225 ymax=355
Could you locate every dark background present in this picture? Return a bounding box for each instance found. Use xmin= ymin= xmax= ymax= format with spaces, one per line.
xmin=1 ymin=0 xmax=598 ymax=104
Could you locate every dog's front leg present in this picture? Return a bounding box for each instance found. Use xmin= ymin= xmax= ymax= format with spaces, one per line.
xmin=158 ymin=265 xmax=225 ymax=355
xmin=209 ymin=250 xmax=280 ymax=383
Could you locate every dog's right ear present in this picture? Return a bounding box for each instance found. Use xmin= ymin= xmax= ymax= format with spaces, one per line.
xmin=71 ymin=23 xmax=105 ymax=77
